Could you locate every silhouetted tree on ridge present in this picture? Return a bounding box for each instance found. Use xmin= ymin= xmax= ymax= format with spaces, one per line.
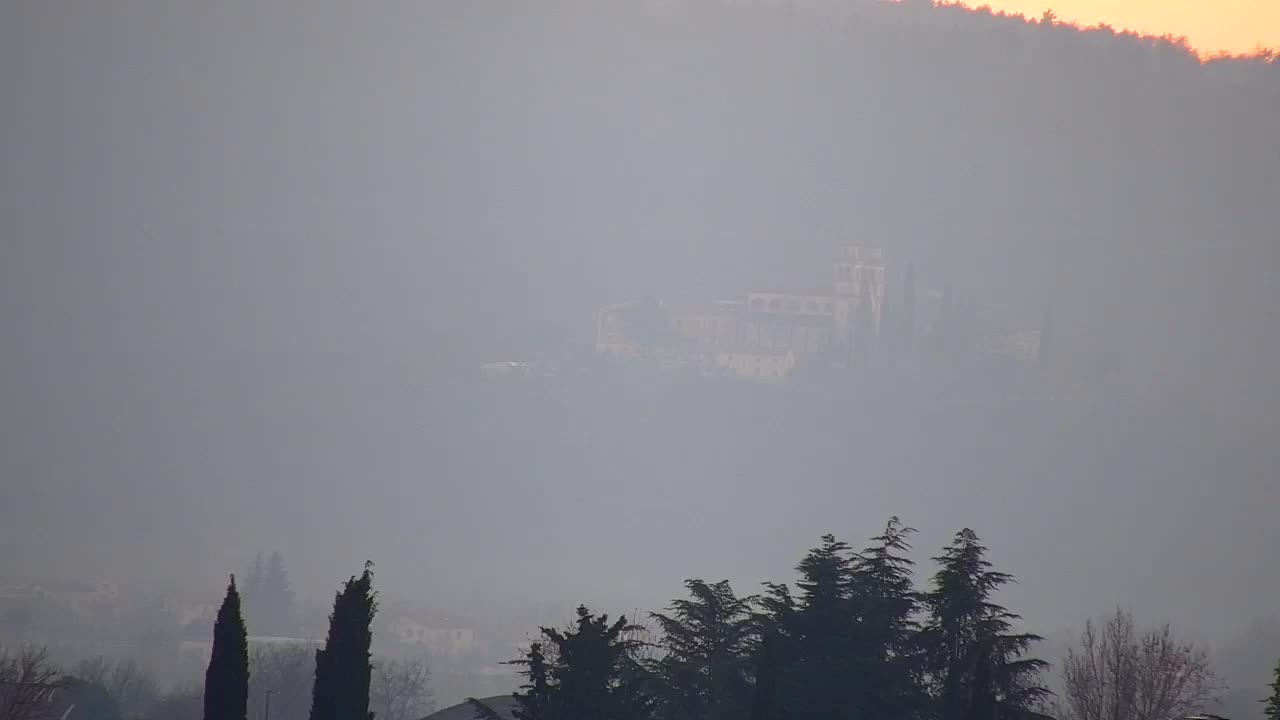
xmin=203 ymin=576 xmax=248 ymax=720
xmin=760 ymin=534 xmax=861 ymax=720
xmin=309 ymin=563 xmax=376 ymax=720
xmin=649 ymin=580 xmax=757 ymax=720
xmin=479 ymin=521 xmax=1047 ymax=720
xmin=473 ymin=606 xmax=656 ymax=720
xmin=920 ymin=529 xmax=1048 ymax=720
xmin=850 ymin=518 xmax=926 ymax=720
xmin=747 ymin=629 xmax=779 ymax=720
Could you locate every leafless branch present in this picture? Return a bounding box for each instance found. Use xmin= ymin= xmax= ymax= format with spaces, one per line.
xmin=370 ymin=656 xmax=433 ymax=720
xmin=0 ymin=646 xmax=65 ymax=720
xmin=1061 ymin=609 xmax=1218 ymax=720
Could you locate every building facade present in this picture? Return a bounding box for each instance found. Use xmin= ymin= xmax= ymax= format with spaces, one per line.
xmin=386 ymin=615 xmax=477 ymax=655
xmin=595 ymin=245 xmax=887 ymax=381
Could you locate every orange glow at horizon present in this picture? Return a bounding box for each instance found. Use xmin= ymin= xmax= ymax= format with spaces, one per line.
xmin=976 ymin=0 xmax=1280 ymax=56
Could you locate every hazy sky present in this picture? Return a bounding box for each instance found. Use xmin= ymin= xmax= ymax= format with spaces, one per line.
xmin=2 ymin=4 xmax=1279 ymax=707
xmin=980 ymin=0 xmax=1280 ymax=54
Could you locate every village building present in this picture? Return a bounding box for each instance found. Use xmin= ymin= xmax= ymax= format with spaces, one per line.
xmin=385 ymin=614 xmax=478 ymax=656
xmin=595 ymin=245 xmax=888 ymax=381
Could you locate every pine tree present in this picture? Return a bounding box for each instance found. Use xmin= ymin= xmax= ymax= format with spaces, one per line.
xmin=244 ymin=553 xmax=265 ymax=616
xmin=1263 ymin=657 xmax=1280 ymax=720
xmin=511 ymin=642 xmax=553 ymax=720
xmin=650 ymin=580 xmax=757 ymax=720
xmin=204 ymin=575 xmax=249 ymax=720
xmin=850 ymin=518 xmax=926 ymax=720
xmin=244 ymin=551 xmax=299 ymax=637
xmin=262 ymin=552 xmax=299 ymax=636
xmin=761 ymin=528 xmax=925 ymax=720
xmin=310 ymin=563 xmax=377 ymax=720
xmin=480 ymin=606 xmax=655 ymax=720
xmin=748 ymin=630 xmax=779 ymax=720
xmin=546 ymin=606 xmax=656 ymax=720
xmin=469 ymin=641 xmax=553 ymax=720
xmin=768 ymin=535 xmax=860 ymax=720
xmin=921 ymin=530 xmax=1048 ymax=720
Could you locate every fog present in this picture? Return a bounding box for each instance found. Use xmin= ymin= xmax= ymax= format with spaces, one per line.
xmin=2 ymin=0 xmax=1279 ymax=712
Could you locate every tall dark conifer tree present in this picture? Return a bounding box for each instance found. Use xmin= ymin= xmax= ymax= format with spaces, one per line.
xmin=650 ymin=579 xmax=757 ymax=720
xmin=310 ymin=564 xmax=377 ymax=720
xmin=513 ymin=642 xmax=554 ymax=720
xmin=204 ymin=576 xmax=249 ymax=720
xmin=475 ymin=606 xmax=655 ymax=720
xmin=850 ymin=518 xmax=925 ymax=720
xmin=921 ymin=530 xmax=1047 ymax=720
xmin=748 ymin=630 xmax=779 ymax=720
xmin=469 ymin=641 xmax=554 ymax=720
xmin=765 ymin=535 xmax=859 ymax=720
xmin=546 ymin=606 xmax=655 ymax=720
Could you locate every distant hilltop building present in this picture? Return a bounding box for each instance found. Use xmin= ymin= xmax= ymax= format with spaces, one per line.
xmin=386 ymin=614 xmax=477 ymax=655
xmin=595 ymin=245 xmax=888 ymax=382
xmin=180 ymin=634 xmax=317 ymax=668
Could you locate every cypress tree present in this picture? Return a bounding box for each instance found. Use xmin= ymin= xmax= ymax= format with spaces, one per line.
xmin=1263 ymin=657 xmax=1280 ymax=720
xmin=310 ymin=563 xmax=377 ymax=720
xmin=204 ymin=575 xmax=249 ymax=720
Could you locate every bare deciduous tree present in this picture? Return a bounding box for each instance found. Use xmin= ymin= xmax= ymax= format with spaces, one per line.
xmin=247 ymin=645 xmax=315 ymax=720
xmin=0 ymin=646 xmax=64 ymax=720
xmin=370 ymin=657 xmax=433 ymax=720
xmin=71 ymin=657 xmax=159 ymax=720
xmin=1062 ymin=609 xmax=1218 ymax=720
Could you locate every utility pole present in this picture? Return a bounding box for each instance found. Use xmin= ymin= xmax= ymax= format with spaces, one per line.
xmin=264 ymin=690 xmax=277 ymax=720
